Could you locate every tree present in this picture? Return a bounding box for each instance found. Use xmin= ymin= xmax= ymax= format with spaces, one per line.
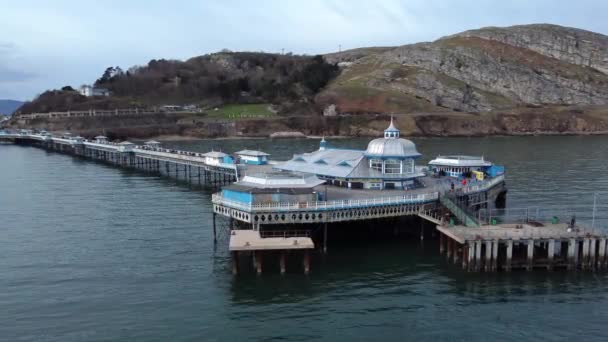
xmin=96 ymin=67 xmax=115 ymax=85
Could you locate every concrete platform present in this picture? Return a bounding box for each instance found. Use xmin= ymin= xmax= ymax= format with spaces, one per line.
xmin=229 ymin=230 xmax=314 ymax=251
xmin=436 ymin=223 xmax=608 ymax=272
xmin=437 ymin=223 xmax=606 ymax=244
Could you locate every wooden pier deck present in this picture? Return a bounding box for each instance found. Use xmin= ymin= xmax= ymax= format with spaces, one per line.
xmin=437 ymin=223 xmax=608 ymax=272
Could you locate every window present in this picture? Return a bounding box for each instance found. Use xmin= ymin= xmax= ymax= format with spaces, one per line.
xmin=368 ymin=182 xmax=381 ymax=189
xmin=384 ymin=159 xmax=401 ymax=174
xmin=370 ymin=159 xmax=383 ymax=172
xmin=402 ymin=159 xmax=414 ymax=174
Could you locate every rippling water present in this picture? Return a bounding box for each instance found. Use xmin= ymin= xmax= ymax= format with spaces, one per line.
xmin=2 ymin=136 xmax=608 ymax=341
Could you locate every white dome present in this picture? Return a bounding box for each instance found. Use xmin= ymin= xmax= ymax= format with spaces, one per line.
xmin=365 ymin=137 xmax=420 ymax=158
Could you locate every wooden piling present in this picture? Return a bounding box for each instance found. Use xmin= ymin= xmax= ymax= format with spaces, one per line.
xmin=547 ymin=239 xmax=555 ymax=270
xmin=467 ymin=243 xmax=474 ymax=272
xmin=505 ymin=239 xmax=513 ymax=272
xmin=462 ymin=244 xmax=469 ymax=270
xmin=475 ymin=241 xmax=482 ymax=271
xmin=232 ymin=251 xmax=239 ymax=275
xmin=447 ymin=238 xmax=453 ymax=261
xmin=485 ymin=240 xmax=492 ymax=272
xmin=280 ymin=252 xmax=287 ymax=275
xmin=491 ymin=240 xmax=498 ymax=271
xmin=527 ymin=239 xmax=534 ymax=271
xmin=212 ymin=213 xmax=217 ymax=243
xmin=255 ymin=251 xmax=263 ymax=275
xmin=582 ymin=238 xmax=590 ymax=270
xmin=323 ymin=222 xmax=328 ymax=254
xmin=589 ymin=238 xmax=597 ymax=270
xmin=597 ymin=238 xmax=606 ymax=269
xmin=303 ymin=250 xmax=310 ymax=275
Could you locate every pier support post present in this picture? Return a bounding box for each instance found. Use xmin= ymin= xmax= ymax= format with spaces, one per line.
xmin=232 ymin=251 xmax=239 ymax=275
xmin=454 ymin=243 xmax=460 ymax=265
xmin=280 ymin=251 xmax=287 ymax=275
xmin=255 ymin=251 xmax=263 ymax=275
xmin=475 ymin=241 xmax=482 ymax=272
xmin=505 ymin=239 xmax=513 ymax=272
xmin=439 ymin=233 xmax=445 ymax=254
xmin=527 ymin=239 xmax=534 ymax=271
xmin=589 ymin=238 xmax=597 ymax=270
xmin=462 ymin=243 xmax=469 ymax=270
xmin=492 ymin=240 xmax=499 ymax=271
xmin=599 ymin=239 xmax=606 ymax=269
xmin=582 ymin=238 xmax=590 ymax=270
xmin=467 ymin=243 xmax=474 ymax=271
xmin=303 ymin=250 xmax=310 ymax=275
xmin=547 ymin=239 xmax=555 ymax=271
xmin=567 ymin=239 xmax=576 ymax=270
xmin=420 ymin=221 xmax=424 ymax=241
xmin=212 ymin=213 xmax=217 ymax=243
xmin=323 ymin=223 xmax=328 ymax=254
xmin=485 ymin=240 xmax=492 ymax=272
xmin=447 ymin=238 xmax=453 ymax=261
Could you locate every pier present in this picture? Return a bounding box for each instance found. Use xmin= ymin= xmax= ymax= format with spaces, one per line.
xmin=3 ymin=121 xmax=605 ymax=275
xmin=0 ymin=131 xmax=239 ymax=187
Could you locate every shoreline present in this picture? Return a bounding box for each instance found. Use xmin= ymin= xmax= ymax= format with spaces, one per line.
xmin=138 ymin=130 xmax=608 ymax=142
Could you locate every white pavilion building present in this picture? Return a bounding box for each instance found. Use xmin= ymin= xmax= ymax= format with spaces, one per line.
xmin=276 ymin=118 xmax=425 ymax=190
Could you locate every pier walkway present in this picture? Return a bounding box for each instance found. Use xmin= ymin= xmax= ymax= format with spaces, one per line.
xmin=0 ymin=131 xmax=239 ymax=187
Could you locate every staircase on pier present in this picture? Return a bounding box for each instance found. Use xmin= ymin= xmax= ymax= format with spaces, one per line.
xmin=440 ymin=193 xmax=479 ymax=227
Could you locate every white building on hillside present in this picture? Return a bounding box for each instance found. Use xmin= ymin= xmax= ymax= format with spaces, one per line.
xmin=79 ymin=85 xmax=110 ymax=97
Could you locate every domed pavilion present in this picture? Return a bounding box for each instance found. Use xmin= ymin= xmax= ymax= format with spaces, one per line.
xmin=276 ymin=118 xmax=425 ymax=190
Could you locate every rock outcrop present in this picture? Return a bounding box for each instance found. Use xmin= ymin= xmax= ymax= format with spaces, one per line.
xmin=319 ymin=24 xmax=608 ymax=114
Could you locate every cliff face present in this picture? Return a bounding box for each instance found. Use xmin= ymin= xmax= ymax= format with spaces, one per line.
xmin=319 ymin=24 xmax=608 ymax=115
xmin=451 ymin=24 xmax=608 ymax=74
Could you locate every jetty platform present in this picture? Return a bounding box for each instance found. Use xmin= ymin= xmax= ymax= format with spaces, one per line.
xmin=438 ymin=222 xmax=608 ymax=271
xmin=229 ymin=230 xmax=314 ymax=275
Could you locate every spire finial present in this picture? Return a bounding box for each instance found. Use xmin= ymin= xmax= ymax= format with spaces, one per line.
xmin=320 ymin=135 xmax=327 ymax=150
xmin=384 ymin=115 xmax=400 ymax=138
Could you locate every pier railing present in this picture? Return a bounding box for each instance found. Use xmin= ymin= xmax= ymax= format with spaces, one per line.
xmin=478 ymin=206 xmax=607 ymax=232
xmin=460 ymin=175 xmax=505 ymax=194
xmin=213 ymin=192 xmax=439 ymax=213
xmin=213 ymin=175 xmax=505 ymax=213
xmin=15 ymin=108 xmax=197 ymax=120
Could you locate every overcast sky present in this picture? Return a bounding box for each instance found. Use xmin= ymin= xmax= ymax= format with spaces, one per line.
xmin=2 ymin=0 xmax=608 ymax=101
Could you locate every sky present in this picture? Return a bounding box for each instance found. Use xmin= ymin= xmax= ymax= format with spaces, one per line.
xmin=2 ymin=0 xmax=608 ymax=101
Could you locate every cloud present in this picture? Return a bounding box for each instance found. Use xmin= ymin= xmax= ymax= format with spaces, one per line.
xmin=0 ymin=42 xmax=37 ymax=83
xmin=3 ymin=0 xmax=608 ymax=100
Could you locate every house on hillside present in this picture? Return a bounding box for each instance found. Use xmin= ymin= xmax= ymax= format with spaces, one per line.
xmin=79 ymin=85 xmax=111 ymax=97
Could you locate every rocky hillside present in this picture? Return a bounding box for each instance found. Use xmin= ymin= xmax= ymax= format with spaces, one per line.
xmin=318 ymin=24 xmax=608 ymax=114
